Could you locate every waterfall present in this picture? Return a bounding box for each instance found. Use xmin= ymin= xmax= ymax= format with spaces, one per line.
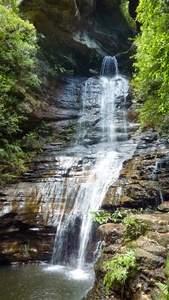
xmin=43 ymin=56 xmax=137 ymax=271
xmin=100 ymin=55 xmax=118 ymax=77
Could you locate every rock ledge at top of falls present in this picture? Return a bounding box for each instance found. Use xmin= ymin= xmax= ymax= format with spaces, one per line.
xmin=19 ymin=0 xmax=136 ymax=75
xmin=14 ymin=0 xmax=138 ymax=133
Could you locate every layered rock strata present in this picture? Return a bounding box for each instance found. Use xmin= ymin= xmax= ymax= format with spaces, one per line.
xmin=103 ymin=132 xmax=169 ymax=210
xmin=0 ymin=75 xmax=137 ymax=265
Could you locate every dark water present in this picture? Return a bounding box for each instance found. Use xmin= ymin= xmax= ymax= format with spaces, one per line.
xmin=0 ymin=264 xmax=94 ymax=300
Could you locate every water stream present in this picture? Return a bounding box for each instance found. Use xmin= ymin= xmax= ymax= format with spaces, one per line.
xmin=50 ymin=57 xmax=135 ymax=271
xmin=0 ymin=56 xmax=137 ymax=299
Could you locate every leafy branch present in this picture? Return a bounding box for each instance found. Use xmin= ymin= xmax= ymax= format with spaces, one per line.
xmin=132 ymin=0 xmax=169 ymax=130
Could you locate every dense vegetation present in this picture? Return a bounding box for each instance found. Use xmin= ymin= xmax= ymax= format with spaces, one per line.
xmin=132 ymin=0 xmax=169 ymax=129
xmin=0 ymin=0 xmax=41 ymax=182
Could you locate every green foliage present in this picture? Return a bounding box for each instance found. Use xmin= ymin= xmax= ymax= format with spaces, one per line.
xmin=123 ymin=214 xmax=147 ymax=241
xmin=22 ymin=122 xmax=50 ymax=150
xmin=155 ymin=282 xmax=169 ymax=300
xmin=132 ymin=0 xmax=169 ymax=129
xmin=0 ymin=96 xmax=27 ymax=136
xmin=90 ymin=210 xmax=112 ymax=224
xmin=90 ymin=209 xmax=122 ymax=224
xmin=164 ymin=252 xmax=169 ymax=278
xmin=0 ymin=138 xmax=26 ymax=182
xmin=111 ymin=210 xmax=123 ymax=223
xmin=155 ymin=252 xmax=169 ymax=299
xmin=90 ymin=209 xmax=145 ymax=227
xmin=0 ymin=0 xmax=40 ymax=182
xmin=0 ymin=0 xmax=18 ymax=12
xmin=103 ymin=249 xmax=136 ymax=295
xmin=120 ymin=0 xmax=137 ymax=33
xmin=0 ymin=2 xmax=40 ymax=89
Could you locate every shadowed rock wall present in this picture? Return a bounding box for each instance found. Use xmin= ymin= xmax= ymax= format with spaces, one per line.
xmin=20 ymin=0 xmax=136 ymax=75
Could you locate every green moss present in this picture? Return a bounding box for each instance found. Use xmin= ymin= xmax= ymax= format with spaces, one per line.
xmin=120 ymin=0 xmax=137 ymax=32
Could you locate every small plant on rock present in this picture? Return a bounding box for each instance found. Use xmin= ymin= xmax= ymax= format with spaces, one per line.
xmin=111 ymin=209 xmax=122 ymax=223
xmin=123 ymin=214 xmax=147 ymax=241
xmin=103 ymin=249 xmax=136 ymax=298
xmin=155 ymin=252 xmax=169 ymax=299
xmin=91 ymin=209 xmax=123 ymax=224
xmin=155 ymin=282 xmax=169 ymax=300
xmin=90 ymin=210 xmax=112 ymax=224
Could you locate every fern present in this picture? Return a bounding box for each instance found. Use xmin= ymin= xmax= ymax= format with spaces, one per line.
xmin=90 ymin=209 xmax=123 ymax=224
xmin=155 ymin=282 xmax=169 ymax=300
xmin=90 ymin=210 xmax=112 ymax=224
xmin=123 ymin=214 xmax=147 ymax=241
xmin=103 ymin=249 xmax=136 ymax=295
xmin=0 ymin=138 xmax=25 ymax=181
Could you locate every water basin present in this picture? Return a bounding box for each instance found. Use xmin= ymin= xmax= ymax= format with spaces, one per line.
xmin=0 ymin=264 xmax=94 ymax=300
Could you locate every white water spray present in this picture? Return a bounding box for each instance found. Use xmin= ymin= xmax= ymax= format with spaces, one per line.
xmin=37 ymin=56 xmax=136 ymax=271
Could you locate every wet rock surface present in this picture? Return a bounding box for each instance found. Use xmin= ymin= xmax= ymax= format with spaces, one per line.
xmin=0 ymin=2 xmax=168 ymax=299
xmin=85 ymin=130 xmax=169 ymax=300
xmin=0 ymin=75 xmax=137 ymax=265
xmin=1 ymin=78 xmax=169 ymax=272
xmin=103 ymin=131 xmax=169 ymax=210
xmin=18 ymin=75 xmax=83 ymax=131
xmin=157 ymin=201 xmax=169 ymax=213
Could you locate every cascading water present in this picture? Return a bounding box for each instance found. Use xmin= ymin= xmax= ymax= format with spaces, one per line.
xmin=100 ymin=55 xmax=119 ymax=77
xmin=0 ymin=56 xmax=138 ymax=300
xmin=49 ymin=56 xmax=136 ymax=272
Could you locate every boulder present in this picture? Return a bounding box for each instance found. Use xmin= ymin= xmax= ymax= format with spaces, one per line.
xmin=97 ymin=223 xmax=125 ymax=244
xmin=157 ymin=201 xmax=169 ymax=212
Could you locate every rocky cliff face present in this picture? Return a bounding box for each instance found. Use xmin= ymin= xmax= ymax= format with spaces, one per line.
xmin=103 ymin=132 xmax=169 ymax=210
xmin=0 ymin=77 xmax=83 ymax=265
xmin=15 ymin=0 xmax=138 ymax=134
xmin=0 ymin=74 xmax=137 ymax=265
xmin=12 ymin=0 xmax=139 ymax=137
xmin=20 ymin=0 xmax=136 ymax=76
xmin=84 ymin=131 xmax=169 ymax=300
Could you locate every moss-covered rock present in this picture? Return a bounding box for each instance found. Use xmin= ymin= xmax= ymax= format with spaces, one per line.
xmin=85 ymin=212 xmax=169 ymax=299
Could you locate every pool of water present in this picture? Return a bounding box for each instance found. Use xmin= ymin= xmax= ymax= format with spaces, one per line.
xmin=0 ymin=264 xmax=94 ymax=300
